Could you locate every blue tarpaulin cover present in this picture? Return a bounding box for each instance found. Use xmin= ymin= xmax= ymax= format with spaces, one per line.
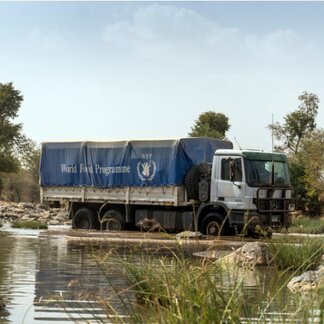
xmin=40 ymin=138 xmax=233 ymax=187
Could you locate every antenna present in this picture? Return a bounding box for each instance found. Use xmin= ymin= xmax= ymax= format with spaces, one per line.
xmin=234 ymin=137 xmax=242 ymax=150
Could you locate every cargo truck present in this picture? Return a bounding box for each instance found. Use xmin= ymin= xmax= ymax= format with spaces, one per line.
xmin=40 ymin=138 xmax=294 ymax=236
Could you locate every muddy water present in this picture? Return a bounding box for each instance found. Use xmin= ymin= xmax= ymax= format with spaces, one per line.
xmin=0 ymin=227 xmax=321 ymax=323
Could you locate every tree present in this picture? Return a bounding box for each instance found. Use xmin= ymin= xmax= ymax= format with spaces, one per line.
xmin=0 ymin=82 xmax=24 ymax=172
xmin=269 ymin=92 xmax=319 ymax=154
xmin=299 ymin=129 xmax=324 ymax=215
xmin=189 ymin=111 xmax=230 ymax=139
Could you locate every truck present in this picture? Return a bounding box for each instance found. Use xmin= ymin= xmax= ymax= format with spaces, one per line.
xmin=40 ymin=138 xmax=294 ymax=236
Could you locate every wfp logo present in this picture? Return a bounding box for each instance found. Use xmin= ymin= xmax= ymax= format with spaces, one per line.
xmin=137 ymin=154 xmax=156 ymax=182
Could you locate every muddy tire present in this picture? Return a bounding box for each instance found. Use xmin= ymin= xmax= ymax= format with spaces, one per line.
xmin=185 ymin=163 xmax=210 ymax=200
xmin=200 ymin=213 xmax=225 ymax=236
xmin=102 ymin=210 xmax=125 ymax=231
xmin=73 ymin=208 xmax=98 ymax=230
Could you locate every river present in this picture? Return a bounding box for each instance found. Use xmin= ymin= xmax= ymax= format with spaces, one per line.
xmin=0 ymin=226 xmax=322 ymax=323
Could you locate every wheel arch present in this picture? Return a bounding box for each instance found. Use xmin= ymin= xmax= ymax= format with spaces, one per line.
xmin=196 ymin=203 xmax=229 ymax=231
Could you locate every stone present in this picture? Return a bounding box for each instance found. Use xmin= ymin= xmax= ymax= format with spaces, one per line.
xmin=217 ymin=242 xmax=273 ymax=269
xmin=0 ymin=201 xmax=69 ymax=226
xmin=48 ymin=220 xmax=61 ymax=226
xmin=19 ymin=202 xmax=34 ymax=209
xmin=287 ymin=268 xmax=324 ymax=292
xmin=176 ymin=231 xmax=204 ymax=240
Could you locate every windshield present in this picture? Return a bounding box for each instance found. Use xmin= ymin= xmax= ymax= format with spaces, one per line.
xmin=245 ymin=159 xmax=290 ymax=187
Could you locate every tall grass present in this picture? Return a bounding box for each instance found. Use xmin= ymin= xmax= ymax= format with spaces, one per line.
xmin=120 ymin=255 xmax=253 ymax=323
xmin=65 ymin=241 xmax=324 ymax=323
xmin=94 ymin=246 xmax=323 ymax=323
xmin=289 ymin=216 xmax=324 ymax=234
xmin=267 ymin=236 xmax=324 ymax=272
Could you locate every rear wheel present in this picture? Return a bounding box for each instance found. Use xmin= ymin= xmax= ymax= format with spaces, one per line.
xmin=200 ymin=213 xmax=226 ymax=236
xmin=102 ymin=210 xmax=125 ymax=231
xmin=73 ymin=208 xmax=98 ymax=230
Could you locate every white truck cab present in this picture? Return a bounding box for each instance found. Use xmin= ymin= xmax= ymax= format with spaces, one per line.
xmin=195 ymin=149 xmax=294 ymax=236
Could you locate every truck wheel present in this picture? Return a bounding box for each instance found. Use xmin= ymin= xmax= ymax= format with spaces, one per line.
xmin=185 ymin=164 xmax=210 ymax=200
xmin=102 ymin=210 xmax=125 ymax=231
xmin=200 ymin=213 xmax=225 ymax=236
xmin=73 ymin=208 xmax=97 ymax=230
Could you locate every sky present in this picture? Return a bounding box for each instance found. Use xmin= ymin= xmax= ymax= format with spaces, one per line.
xmin=0 ymin=1 xmax=323 ymax=151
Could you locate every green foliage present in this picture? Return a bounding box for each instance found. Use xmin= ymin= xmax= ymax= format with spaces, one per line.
xmin=11 ymin=220 xmax=48 ymax=230
xmin=269 ymin=91 xmax=322 ymax=214
xmin=0 ymin=82 xmax=24 ymax=173
xmin=299 ymin=129 xmax=324 ymax=214
xmin=0 ymin=144 xmax=40 ymax=202
xmin=189 ymin=111 xmax=230 ymax=139
xmin=0 ymin=82 xmax=39 ymax=202
xmin=289 ymin=216 xmax=324 ymax=234
xmin=122 ymin=256 xmax=247 ymax=323
xmin=94 ymin=249 xmax=324 ymax=323
xmin=269 ymin=92 xmax=319 ymax=154
xmin=268 ymin=236 xmax=324 ymax=272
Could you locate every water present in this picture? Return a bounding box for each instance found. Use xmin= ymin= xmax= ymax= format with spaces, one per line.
xmin=0 ymin=227 xmax=135 ymax=323
xmin=0 ymin=227 xmax=322 ymax=323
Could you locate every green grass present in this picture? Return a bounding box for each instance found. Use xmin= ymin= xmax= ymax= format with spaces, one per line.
xmin=268 ymin=236 xmax=324 ymax=272
xmin=288 ymin=216 xmax=324 ymax=234
xmin=118 ymin=256 xmax=253 ymax=323
xmin=11 ymin=220 xmax=48 ymax=229
xmin=91 ymin=247 xmax=324 ymax=324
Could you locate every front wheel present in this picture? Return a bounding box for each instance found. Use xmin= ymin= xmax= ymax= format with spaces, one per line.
xmin=200 ymin=213 xmax=226 ymax=236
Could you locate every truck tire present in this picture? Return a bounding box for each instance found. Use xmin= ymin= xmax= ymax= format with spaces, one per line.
xmin=185 ymin=164 xmax=210 ymax=200
xmin=102 ymin=210 xmax=125 ymax=231
xmin=73 ymin=208 xmax=98 ymax=230
xmin=200 ymin=213 xmax=226 ymax=236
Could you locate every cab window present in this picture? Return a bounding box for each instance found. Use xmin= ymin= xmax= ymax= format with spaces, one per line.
xmin=221 ymin=158 xmax=242 ymax=182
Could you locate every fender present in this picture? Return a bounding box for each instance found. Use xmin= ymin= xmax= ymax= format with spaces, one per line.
xmin=195 ymin=202 xmax=229 ymax=231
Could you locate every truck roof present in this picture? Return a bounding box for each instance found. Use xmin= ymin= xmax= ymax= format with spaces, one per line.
xmin=215 ymin=149 xmax=287 ymax=162
xmin=41 ymin=137 xmax=231 ymax=145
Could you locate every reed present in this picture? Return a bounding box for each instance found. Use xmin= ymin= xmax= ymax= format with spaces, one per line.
xmin=268 ymin=236 xmax=324 ymax=272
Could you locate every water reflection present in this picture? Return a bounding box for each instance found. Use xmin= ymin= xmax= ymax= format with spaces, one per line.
xmin=0 ymin=228 xmax=322 ymax=323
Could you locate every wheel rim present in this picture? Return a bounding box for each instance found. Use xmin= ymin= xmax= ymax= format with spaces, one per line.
xmin=206 ymin=221 xmax=221 ymax=236
xmin=105 ymin=218 xmax=121 ymax=231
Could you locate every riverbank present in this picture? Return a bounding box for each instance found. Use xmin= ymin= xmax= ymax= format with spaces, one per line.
xmin=0 ymin=201 xmax=70 ymax=226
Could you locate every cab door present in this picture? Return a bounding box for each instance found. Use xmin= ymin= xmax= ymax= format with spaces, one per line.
xmin=214 ymin=156 xmax=246 ymax=210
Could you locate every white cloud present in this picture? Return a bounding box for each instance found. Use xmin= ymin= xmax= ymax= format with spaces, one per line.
xmin=102 ymin=4 xmax=311 ymax=66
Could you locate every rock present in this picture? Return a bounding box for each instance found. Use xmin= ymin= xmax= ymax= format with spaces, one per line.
xmin=0 ymin=201 xmax=68 ymax=226
xmin=48 ymin=219 xmax=61 ymax=226
xmin=287 ymin=268 xmax=324 ymax=292
xmin=176 ymin=231 xmax=203 ymax=240
xmin=19 ymin=202 xmax=35 ymax=209
xmin=217 ymin=242 xmax=273 ymax=269
xmin=36 ymin=204 xmax=49 ymax=211
xmin=8 ymin=207 xmax=25 ymax=215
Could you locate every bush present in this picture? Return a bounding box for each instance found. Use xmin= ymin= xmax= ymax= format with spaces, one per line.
xmin=11 ymin=220 xmax=48 ymax=230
